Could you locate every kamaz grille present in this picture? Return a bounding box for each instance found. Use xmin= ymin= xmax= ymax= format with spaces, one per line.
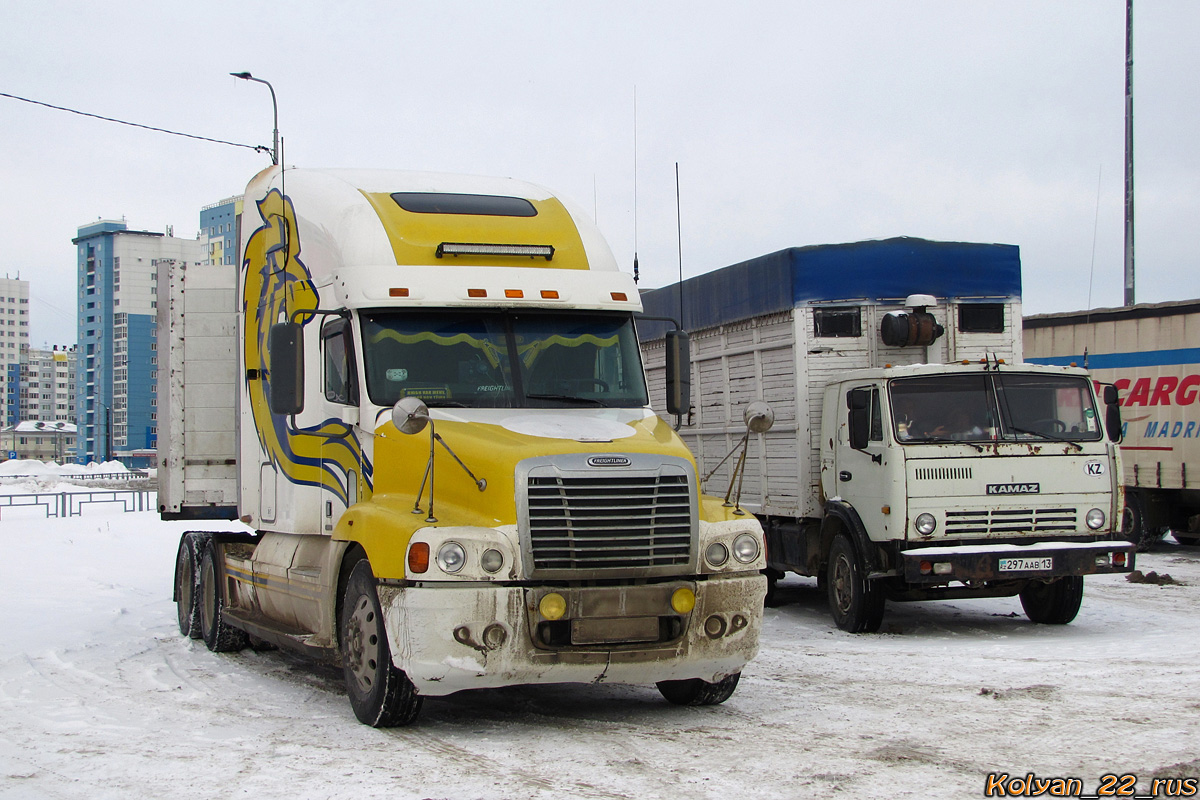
xmin=526 ymin=474 xmax=692 ymax=571
xmin=944 ymin=508 xmax=1078 ymax=536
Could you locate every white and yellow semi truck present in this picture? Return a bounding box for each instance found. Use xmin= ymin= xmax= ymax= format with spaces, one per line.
xmin=161 ymin=167 xmax=766 ymax=726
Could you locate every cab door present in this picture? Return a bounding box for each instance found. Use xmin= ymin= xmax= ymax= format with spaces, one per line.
xmin=320 ymin=317 xmax=361 ymax=531
xmin=837 ymin=385 xmax=890 ymax=540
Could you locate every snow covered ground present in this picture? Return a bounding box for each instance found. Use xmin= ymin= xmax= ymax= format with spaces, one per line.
xmin=2 ymin=502 xmax=1198 ymax=800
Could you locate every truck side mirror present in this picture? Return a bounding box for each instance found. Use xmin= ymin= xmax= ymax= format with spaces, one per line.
xmin=1104 ymin=385 xmax=1123 ymax=443
xmin=269 ymin=321 xmax=304 ymax=415
xmin=665 ymin=329 xmax=691 ymax=417
xmin=847 ymin=388 xmax=871 ymax=450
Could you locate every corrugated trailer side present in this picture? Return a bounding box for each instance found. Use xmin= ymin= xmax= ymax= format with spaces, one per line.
xmin=157 ymin=260 xmax=239 ymax=520
xmin=1025 ymin=299 xmax=1200 ymax=544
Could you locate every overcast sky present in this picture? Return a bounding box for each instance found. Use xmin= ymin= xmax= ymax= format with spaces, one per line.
xmin=4 ymin=1 xmax=1198 ymax=347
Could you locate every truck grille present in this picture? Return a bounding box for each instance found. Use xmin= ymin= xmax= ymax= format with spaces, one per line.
xmin=526 ymin=474 xmax=692 ymax=572
xmin=944 ymin=507 xmax=1078 ymax=536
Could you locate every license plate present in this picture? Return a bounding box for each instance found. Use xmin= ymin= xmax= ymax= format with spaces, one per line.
xmin=998 ymin=556 xmax=1053 ymax=572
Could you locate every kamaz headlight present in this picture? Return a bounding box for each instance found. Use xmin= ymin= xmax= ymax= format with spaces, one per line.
xmin=915 ymin=513 xmax=937 ymax=535
xmin=1086 ymin=508 xmax=1106 ymax=530
xmin=436 ymin=541 xmax=466 ymax=573
xmin=705 ymin=542 xmax=729 ymax=567
xmin=732 ymin=533 xmax=760 ymax=563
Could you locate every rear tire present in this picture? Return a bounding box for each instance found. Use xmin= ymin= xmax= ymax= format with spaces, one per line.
xmin=657 ymin=672 xmax=741 ymax=706
xmin=340 ymin=559 xmax=423 ymax=727
xmin=826 ymin=533 xmax=885 ymax=633
xmin=174 ymin=533 xmax=207 ymax=639
xmin=1020 ymin=576 xmax=1084 ymax=624
xmin=199 ymin=545 xmax=249 ymax=652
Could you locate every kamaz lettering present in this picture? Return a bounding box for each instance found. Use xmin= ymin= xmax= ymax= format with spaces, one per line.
xmin=986 ymin=483 xmax=1041 ymax=495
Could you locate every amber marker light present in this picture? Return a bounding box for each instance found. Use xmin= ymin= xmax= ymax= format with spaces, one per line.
xmin=504 ymin=289 xmax=524 ymax=298
xmin=467 ymin=289 xmax=487 ymax=298
xmin=540 ymin=290 xmax=560 ymax=299
xmin=671 ymin=587 xmax=696 ymax=614
xmin=539 ymin=592 xmax=567 ymax=620
xmin=610 ymin=292 xmax=628 ymax=301
xmin=408 ymin=542 xmax=430 ymax=574
xmin=389 ymin=288 xmax=409 ymax=297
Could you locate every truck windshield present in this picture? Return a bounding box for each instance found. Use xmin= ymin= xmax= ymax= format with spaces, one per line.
xmin=359 ymin=309 xmax=649 ymax=409
xmin=890 ymin=372 xmax=1102 ymax=443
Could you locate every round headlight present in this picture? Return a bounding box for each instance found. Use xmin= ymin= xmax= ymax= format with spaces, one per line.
xmin=1086 ymin=508 xmax=1106 ymax=530
xmin=705 ymin=542 xmax=729 ymax=567
xmin=436 ymin=541 xmax=466 ymax=573
xmin=732 ymin=533 xmax=760 ymax=563
xmin=481 ymin=548 xmax=504 ymax=573
xmin=915 ymin=513 xmax=937 ymax=535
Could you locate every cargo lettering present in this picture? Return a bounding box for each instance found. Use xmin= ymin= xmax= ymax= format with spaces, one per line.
xmin=1114 ymin=374 xmax=1200 ymax=406
xmin=1146 ymin=420 xmax=1200 ymax=439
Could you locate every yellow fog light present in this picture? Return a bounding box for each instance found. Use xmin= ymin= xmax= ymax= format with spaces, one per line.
xmin=539 ymin=592 xmax=567 ymax=621
xmin=671 ymin=587 xmax=696 ymax=614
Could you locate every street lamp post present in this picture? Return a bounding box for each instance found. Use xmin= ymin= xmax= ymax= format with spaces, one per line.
xmin=230 ymin=71 xmax=279 ymax=165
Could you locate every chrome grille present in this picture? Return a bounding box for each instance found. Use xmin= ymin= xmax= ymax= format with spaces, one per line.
xmin=944 ymin=507 xmax=1078 ymax=536
xmin=526 ymin=473 xmax=692 ymax=572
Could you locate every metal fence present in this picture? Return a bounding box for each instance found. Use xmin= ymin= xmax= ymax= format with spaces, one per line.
xmin=0 ymin=489 xmax=157 ymax=519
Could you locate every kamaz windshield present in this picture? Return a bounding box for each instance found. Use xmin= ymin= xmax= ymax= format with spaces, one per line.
xmin=359 ymin=310 xmax=649 ymax=409
xmin=890 ymin=372 xmax=1103 ymax=443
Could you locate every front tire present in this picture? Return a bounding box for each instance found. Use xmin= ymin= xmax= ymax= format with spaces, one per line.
xmin=656 ymin=672 xmax=741 ymax=706
xmin=340 ymin=559 xmax=422 ymax=727
xmin=199 ymin=545 xmax=249 ymax=652
xmin=1020 ymin=576 xmax=1084 ymax=624
xmin=826 ymin=533 xmax=885 ymax=633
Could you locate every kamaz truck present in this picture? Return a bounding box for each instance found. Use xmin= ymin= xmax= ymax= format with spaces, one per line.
xmin=639 ymin=238 xmax=1134 ymax=632
xmin=161 ymin=167 xmax=766 ymax=726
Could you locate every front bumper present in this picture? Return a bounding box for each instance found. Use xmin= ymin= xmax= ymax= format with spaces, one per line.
xmin=899 ymin=540 xmax=1135 ymax=585
xmin=378 ymin=573 xmax=765 ymax=696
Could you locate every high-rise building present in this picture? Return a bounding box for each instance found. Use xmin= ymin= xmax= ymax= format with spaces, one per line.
xmin=200 ymin=196 xmax=241 ymax=266
xmin=0 ymin=277 xmax=31 ymax=426
xmin=17 ymin=346 xmax=78 ymax=424
xmin=73 ymin=220 xmax=205 ymax=464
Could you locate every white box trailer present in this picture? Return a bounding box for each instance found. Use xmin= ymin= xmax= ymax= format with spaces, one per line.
xmin=640 ymin=238 xmax=1134 ymax=632
xmin=1025 ymin=299 xmax=1200 ymax=546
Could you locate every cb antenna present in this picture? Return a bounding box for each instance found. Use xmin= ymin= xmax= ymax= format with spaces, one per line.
xmin=632 ymin=86 xmax=640 ymax=283
xmin=675 ymin=162 xmax=683 ymax=326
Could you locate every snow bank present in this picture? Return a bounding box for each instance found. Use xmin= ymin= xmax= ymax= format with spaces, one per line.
xmin=2 ymin=509 xmax=1199 ymax=799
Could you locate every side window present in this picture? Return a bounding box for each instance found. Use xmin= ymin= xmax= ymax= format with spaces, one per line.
xmin=814 ymin=306 xmax=862 ymax=338
xmin=958 ymin=303 xmax=1005 ymax=333
xmin=322 ymin=318 xmax=358 ymax=405
xmin=869 ymin=387 xmax=883 ymax=442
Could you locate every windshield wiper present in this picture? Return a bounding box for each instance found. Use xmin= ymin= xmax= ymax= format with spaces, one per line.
xmin=525 ymin=393 xmax=609 ymax=407
xmin=914 ymin=434 xmax=984 ymax=452
xmin=1010 ymin=427 xmax=1083 ymax=452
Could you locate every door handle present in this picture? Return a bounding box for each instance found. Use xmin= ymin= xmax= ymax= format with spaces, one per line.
xmin=839 ymin=470 xmax=852 ymax=482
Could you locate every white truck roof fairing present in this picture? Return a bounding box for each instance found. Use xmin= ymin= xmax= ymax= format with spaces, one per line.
xmin=241 ymin=167 xmax=620 ymax=282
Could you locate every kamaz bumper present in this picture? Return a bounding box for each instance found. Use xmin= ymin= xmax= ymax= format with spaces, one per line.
xmin=899 ymin=540 xmax=1135 ymax=584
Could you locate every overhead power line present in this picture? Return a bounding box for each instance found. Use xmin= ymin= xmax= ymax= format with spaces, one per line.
xmin=1 ymin=90 xmax=269 ymax=155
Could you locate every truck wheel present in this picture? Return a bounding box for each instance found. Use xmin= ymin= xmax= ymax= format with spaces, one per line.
xmin=174 ymin=533 xmax=207 ymax=639
xmin=340 ymin=559 xmax=423 ymax=727
xmin=199 ymin=545 xmax=249 ymax=652
xmin=827 ymin=533 xmax=885 ymax=633
xmin=1122 ymin=491 xmax=1152 ymax=550
xmin=656 ymin=672 xmax=740 ymax=705
xmin=1019 ymin=576 xmax=1084 ymax=624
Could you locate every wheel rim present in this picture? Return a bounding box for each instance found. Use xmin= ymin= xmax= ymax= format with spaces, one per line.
xmin=345 ymin=594 xmax=381 ymax=694
xmin=831 ymin=553 xmax=854 ymax=614
xmin=200 ymin=558 xmax=216 ymax=635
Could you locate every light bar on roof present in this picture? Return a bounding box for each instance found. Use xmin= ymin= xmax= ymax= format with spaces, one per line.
xmin=436 ymin=242 xmax=555 ymax=260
